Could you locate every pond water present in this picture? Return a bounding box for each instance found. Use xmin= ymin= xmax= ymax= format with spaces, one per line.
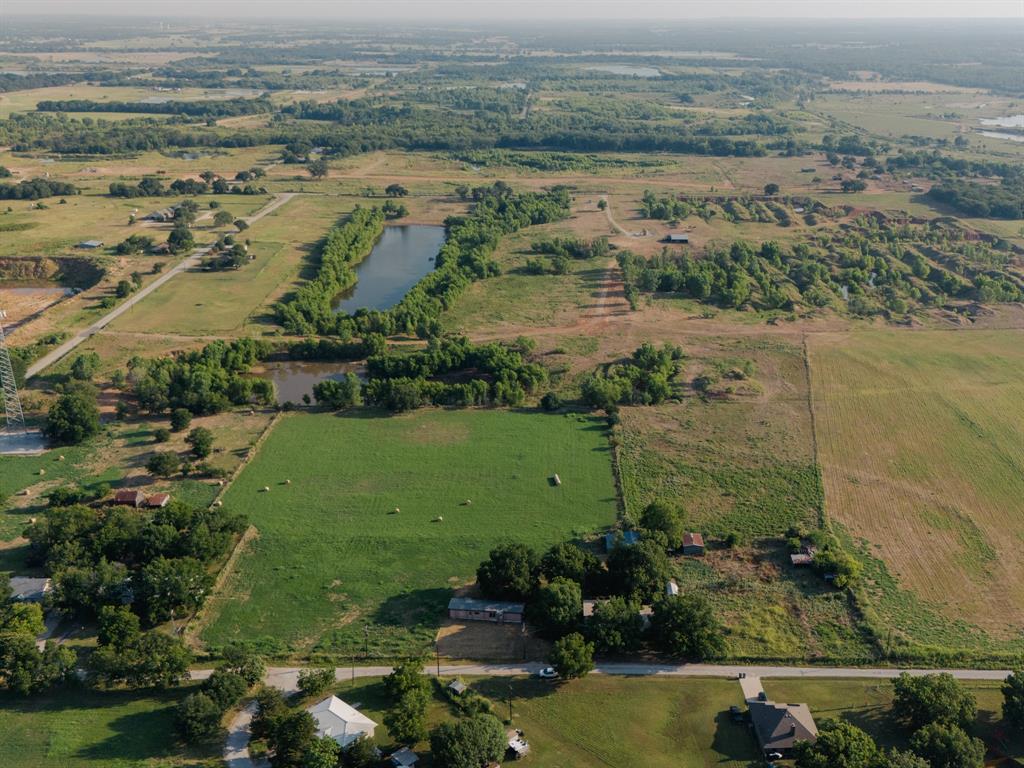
xmin=257 ymin=361 xmax=366 ymax=405
xmin=585 ymin=65 xmax=662 ymax=78
xmin=332 ymin=224 xmax=446 ymax=314
xmin=980 ymin=115 xmax=1024 ymax=128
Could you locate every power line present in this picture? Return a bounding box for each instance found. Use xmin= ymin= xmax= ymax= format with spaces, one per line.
xmin=0 ymin=310 xmax=26 ymax=432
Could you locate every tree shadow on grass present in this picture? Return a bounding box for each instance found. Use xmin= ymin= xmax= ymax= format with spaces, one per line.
xmin=75 ymin=704 xmax=187 ymax=763
xmin=710 ymin=710 xmax=762 ymax=763
xmin=373 ymin=587 xmax=454 ymax=630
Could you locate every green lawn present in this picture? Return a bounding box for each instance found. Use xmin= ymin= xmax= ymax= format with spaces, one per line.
xmin=201 ymin=409 xmax=619 ymax=657
xmin=0 ymin=686 xmax=218 ymax=768
xmin=318 ymin=675 xmax=757 ymax=767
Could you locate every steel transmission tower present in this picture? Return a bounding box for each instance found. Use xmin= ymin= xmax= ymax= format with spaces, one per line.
xmin=0 ymin=310 xmax=26 ymax=432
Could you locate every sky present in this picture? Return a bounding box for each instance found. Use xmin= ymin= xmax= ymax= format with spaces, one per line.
xmin=3 ymin=0 xmax=1023 ymax=20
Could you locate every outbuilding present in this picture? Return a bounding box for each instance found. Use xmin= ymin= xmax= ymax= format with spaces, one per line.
xmin=681 ymin=532 xmax=705 ymax=556
xmin=604 ymin=530 xmax=640 ymax=552
xmin=666 ymin=233 xmax=690 ymax=244
xmin=112 ymin=489 xmax=146 ymax=508
xmin=145 ymin=493 xmax=171 ymax=508
xmin=447 ymin=597 xmax=525 ymax=625
xmin=76 ymin=240 xmax=104 ymax=249
xmin=389 ymin=747 xmax=419 ymax=767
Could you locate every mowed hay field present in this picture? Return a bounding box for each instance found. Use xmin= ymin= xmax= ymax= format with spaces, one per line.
xmin=200 ymin=409 xmax=619 ymax=656
xmin=810 ymin=329 xmax=1024 ymax=652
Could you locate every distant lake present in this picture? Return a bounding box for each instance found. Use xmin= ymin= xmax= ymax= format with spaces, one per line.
xmin=980 ymin=115 xmax=1024 ymax=128
xmin=585 ymin=65 xmax=662 ymax=78
xmin=332 ymin=224 xmax=446 ymax=314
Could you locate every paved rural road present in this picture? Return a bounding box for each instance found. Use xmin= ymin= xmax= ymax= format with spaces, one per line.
xmin=192 ymin=661 xmax=1014 ymax=694
xmin=25 ymin=192 xmax=297 ymax=379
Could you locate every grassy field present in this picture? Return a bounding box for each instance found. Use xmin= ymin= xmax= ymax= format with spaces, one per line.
xmin=322 ymin=675 xmax=757 ymax=767
xmin=766 ymin=678 xmax=1023 ymax=758
xmin=810 ymin=329 xmax=1024 ymax=655
xmin=0 ymin=686 xmax=218 ymax=768
xmin=200 ymin=409 xmax=620 ymax=657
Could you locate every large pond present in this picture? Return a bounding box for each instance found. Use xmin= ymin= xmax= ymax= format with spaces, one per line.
xmin=257 ymin=361 xmax=366 ymax=405
xmin=332 ymin=224 xmax=446 ymax=314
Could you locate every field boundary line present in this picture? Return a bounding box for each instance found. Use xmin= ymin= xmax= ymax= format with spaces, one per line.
xmin=182 ymin=409 xmax=283 ymax=647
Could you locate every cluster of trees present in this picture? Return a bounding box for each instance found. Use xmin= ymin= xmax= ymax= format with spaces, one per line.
xmin=89 ymin=606 xmax=192 ymax=688
xmin=475 ymin=523 xmax=726 ymax=669
xmin=525 ymin=235 xmax=609 ymax=274
xmin=359 ymin=335 xmax=546 ymax=411
xmin=927 ymin=177 xmax=1024 ymax=219
xmin=0 ymin=178 xmax=77 ymax=200
xmin=619 ymin=223 xmax=1024 ymax=316
xmin=580 ymin=342 xmax=684 ymax=411
xmin=131 ymin=338 xmax=273 ymax=416
xmin=25 ymin=497 xmax=245 ymax=624
xmin=37 ymin=97 xmax=275 ymax=118
xmin=0 ymin=574 xmax=76 ymax=695
xmin=794 ymin=671 xmax=1024 ymax=768
xmin=44 ymin=382 xmax=101 ymax=445
xmin=114 ymin=233 xmax=156 ymax=255
xmin=176 ymin=647 xmax=265 ymax=743
xmin=110 ymin=174 xmax=266 ymax=198
xmin=274 ymin=206 xmax=386 ymax=335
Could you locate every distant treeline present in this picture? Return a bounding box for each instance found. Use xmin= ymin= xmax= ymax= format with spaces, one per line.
xmin=36 ymin=97 xmax=275 ymax=118
xmin=927 ymin=178 xmax=1024 ymax=220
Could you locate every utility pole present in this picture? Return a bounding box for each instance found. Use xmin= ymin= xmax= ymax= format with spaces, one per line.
xmin=363 ymin=625 xmax=369 ymax=658
xmin=435 ymin=642 xmax=441 ymax=677
xmin=507 ymin=684 xmax=513 ymax=723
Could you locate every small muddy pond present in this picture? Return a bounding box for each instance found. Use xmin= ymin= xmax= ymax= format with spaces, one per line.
xmin=257 ymin=361 xmax=366 ymax=405
xmin=332 ymin=224 xmax=446 ymax=314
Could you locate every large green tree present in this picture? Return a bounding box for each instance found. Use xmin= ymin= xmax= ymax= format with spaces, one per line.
xmin=893 ymin=673 xmax=977 ymax=730
xmin=476 ymin=542 xmax=538 ymax=600
xmin=430 ymin=714 xmax=505 ymax=768
xmin=794 ymin=720 xmax=879 ymax=768
xmin=550 ymin=632 xmax=595 ymax=679
xmin=540 ymin=541 xmax=600 ymax=585
xmin=909 ymin=723 xmax=984 ymax=768
xmin=45 ymin=388 xmax=100 ymax=445
xmin=1003 ymin=670 xmax=1024 ymax=732
xmin=649 ymin=594 xmax=725 ymax=660
xmin=528 ymin=577 xmax=582 ymax=639
xmin=586 ymin=596 xmax=645 ymax=654
xmin=606 ymin=540 xmax=671 ymax=601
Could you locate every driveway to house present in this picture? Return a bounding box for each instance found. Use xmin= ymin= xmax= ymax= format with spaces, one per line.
xmin=224 ymin=701 xmax=268 ymax=768
xmin=25 ymin=192 xmax=297 ymax=379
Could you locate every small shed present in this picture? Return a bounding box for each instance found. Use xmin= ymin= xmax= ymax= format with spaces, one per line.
xmin=448 ymin=597 xmax=525 ymax=625
xmin=145 ymin=493 xmax=171 ymax=508
xmin=448 ymin=679 xmax=467 ymax=695
xmin=681 ymin=532 xmax=705 ymax=556
xmin=604 ymin=530 xmax=640 ymax=552
xmin=666 ymin=579 xmax=680 ymax=597
xmin=790 ymin=553 xmax=814 ymax=567
xmin=666 ymin=233 xmax=690 ymax=244
xmin=76 ymin=240 xmax=104 ymax=249
xmin=9 ymin=576 xmax=52 ymax=603
xmin=389 ymin=747 xmax=419 ymax=768
xmin=112 ymin=489 xmax=146 ymax=508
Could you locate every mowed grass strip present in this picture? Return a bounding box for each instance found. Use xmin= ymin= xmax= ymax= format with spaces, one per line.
xmin=810 ymin=329 xmax=1024 ymax=648
xmin=202 ymin=409 xmax=619 ymax=656
xmin=0 ymin=686 xmax=215 ymax=768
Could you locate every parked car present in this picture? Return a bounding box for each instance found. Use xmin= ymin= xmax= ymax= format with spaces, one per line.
xmin=537 ymin=667 xmax=558 ymax=679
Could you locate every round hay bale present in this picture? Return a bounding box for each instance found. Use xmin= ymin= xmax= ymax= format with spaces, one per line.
xmin=58 ymin=455 xmax=65 ymax=461
xmin=262 ymin=486 xmax=270 ymax=493
xmin=38 ymin=468 xmax=45 ymax=476
xmin=285 ymin=479 xmax=291 ymax=485
xmin=213 ymin=500 xmax=223 ymax=507
xmin=394 ymin=507 xmax=400 ymax=513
